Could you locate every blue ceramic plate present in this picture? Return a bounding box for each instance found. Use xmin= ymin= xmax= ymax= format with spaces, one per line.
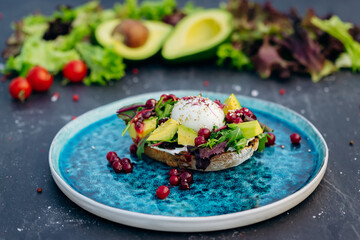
xmin=49 ymin=90 xmax=328 ymax=232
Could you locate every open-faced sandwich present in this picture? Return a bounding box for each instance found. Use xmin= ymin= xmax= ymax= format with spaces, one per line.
xmin=117 ymin=93 xmax=272 ymax=172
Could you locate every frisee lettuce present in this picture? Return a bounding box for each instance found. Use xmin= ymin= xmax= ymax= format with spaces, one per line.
xmin=216 ymin=43 xmax=253 ymax=71
xmin=75 ymin=42 xmax=126 ymax=85
xmin=114 ymin=0 xmax=176 ymax=20
xmin=3 ymin=36 xmax=80 ymax=76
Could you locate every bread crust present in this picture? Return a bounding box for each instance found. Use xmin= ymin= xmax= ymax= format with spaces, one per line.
xmin=143 ymin=138 xmax=259 ymax=171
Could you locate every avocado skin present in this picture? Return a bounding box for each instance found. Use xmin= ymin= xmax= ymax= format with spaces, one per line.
xmin=162 ymin=34 xmax=231 ymax=64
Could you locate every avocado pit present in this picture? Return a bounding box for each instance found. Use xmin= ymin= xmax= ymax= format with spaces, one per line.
xmin=112 ymin=19 xmax=149 ymax=48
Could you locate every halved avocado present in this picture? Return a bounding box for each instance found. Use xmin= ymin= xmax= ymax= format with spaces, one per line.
xmin=95 ymin=19 xmax=172 ymax=60
xmin=162 ymin=9 xmax=233 ymax=62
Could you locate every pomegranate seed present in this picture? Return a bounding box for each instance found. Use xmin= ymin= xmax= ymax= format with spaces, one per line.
xmin=72 ymin=94 xmax=79 ymax=101
xmin=169 ymin=168 xmax=179 ymax=176
xmin=195 ymin=136 xmax=206 ymax=146
xmin=198 ymin=128 xmax=211 ymax=139
xmin=142 ymin=111 xmax=152 ymax=119
xmin=145 ymin=98 xmax=157 ymax=109
xmin=122 ymin=162 xmax=133 ymax=173
xmin=129 ymin=144 xmax=137 ymax=154
xmin=279 ymin=88 xmax=286 ymax=95
xmin=109 ymin=155 xmax=120 ymax=164
xmin=184 ymin=153 xmax=192 ymax=162
xmin=135 ymin=121 xmax=144 ymax=132
xmin=179 ymin=179 xmax=190 ymax=190
xmin=180 ymin=171 xmax=193 ymax=183
xmin=239 ymin=107 xmax=257 ymax=120
xmin=233 ymin=118 xmax=243 ymax=124
xmin=203 ymin=80 xmax=209 ymax=87
xmin=266 ymin=133 xmax=276 ymax=146
xmin=112 ymin=161 xmax=123 ymax=173
xmin=132 ymin=68 xmax=139 ymax=75
xmin=169 ymin=175 xmax=180 ymax=186
xmin=156 ymin=185 xmax=170 ymax=199
xmin=168 ymin=94 xmax=178 ymax=101
xmin=161 ymin=94 xmax=170 ymax=101
xmin=121 ymin=158 xmax=131 ymax=165
xmin=106 ymin=151 xmax=117 ymax=161
xmin=225 ymin=111 xmax=238 ymax=123
xmin=290 ymin=133 xmax=301 ymax=144
xmin=158 ymin=118 xmax=169 ymax=125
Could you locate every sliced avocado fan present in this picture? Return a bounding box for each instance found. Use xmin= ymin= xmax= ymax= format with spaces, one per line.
xmin=162 ymin=9 xmax=233 ymax=62
xmin=96 ymin=19 xmax=172 ymax=60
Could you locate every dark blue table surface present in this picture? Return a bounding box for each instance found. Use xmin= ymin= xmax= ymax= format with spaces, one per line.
xmin=0 ymin=0 xmax=359 ymax=239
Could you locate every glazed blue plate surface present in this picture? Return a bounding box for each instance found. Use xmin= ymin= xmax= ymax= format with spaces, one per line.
xmin=49 ymin=91 xmax=328 ymax=231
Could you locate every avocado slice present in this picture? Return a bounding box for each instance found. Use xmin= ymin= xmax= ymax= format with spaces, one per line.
xmin=178 ymin=125 xmax=197 ymax=146
xmin=95 ymin=19 xmax=172 ymax=60
xmin=147 ymin=119 xmax=179 ymax=142
xmin=231 ymin=120 xmax=263 ymax=139
xmin=223 ymin=93 xmax=242 ymax=115
xmin=129 ymin=117 xmax=157 ymax=140
xmin=162 ymin=9 xmax=233 ymax=62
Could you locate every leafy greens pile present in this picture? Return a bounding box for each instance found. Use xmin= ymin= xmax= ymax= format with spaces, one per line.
xmin=2 ymin=0 xmax=179 ymax=85
xmin=3 ymin=0 xmax=360 ymax=84
xmin=217 ymin=0 xmax=360 ymax=82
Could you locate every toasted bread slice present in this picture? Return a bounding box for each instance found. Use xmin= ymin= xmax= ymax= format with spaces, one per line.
xmin=143 ymin=138 xmax=259 ymax=171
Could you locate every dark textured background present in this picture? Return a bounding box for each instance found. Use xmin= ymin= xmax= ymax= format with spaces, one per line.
xmin=0 ymin=0 xmax=359 ymax=239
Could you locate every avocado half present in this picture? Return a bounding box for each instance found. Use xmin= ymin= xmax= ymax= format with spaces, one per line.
xmin=95 ymin=19 xmax=172 ymax=60
xmin=162 ymin=9 xmax=233 ymax=62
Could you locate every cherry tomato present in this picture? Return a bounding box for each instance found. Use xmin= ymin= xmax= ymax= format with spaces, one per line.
xmin=9 ymin=77 xmax=32 ymax=101
xmin=27 ymin=66 xmax=53 ymax=92
xmin=63 ymin=60 xmax=87 ymax=83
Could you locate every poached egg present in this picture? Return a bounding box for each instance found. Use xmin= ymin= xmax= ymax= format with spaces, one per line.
xmin=171 ymin=96 xmax=225 ymax=132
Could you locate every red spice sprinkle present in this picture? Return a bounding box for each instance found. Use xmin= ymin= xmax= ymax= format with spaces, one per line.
xmin=203 ymin=80 xmax=209 ymax=87
xmin=279 ymin=88 xmax=286 ymax=95
xmin=72 ymin=94 xmax=79 ymax=102
xmin=0 ymin=12 xmax=2 ymax=20
xmin=132 ymin=68 xmax=139 ymax=75
xmin=72 ymin=116 xmax=77 ymax=120
xmin=1 ymin=76 xmax=6 ymax=82
xmin=36 ymin=188 xmax=42 ymax=193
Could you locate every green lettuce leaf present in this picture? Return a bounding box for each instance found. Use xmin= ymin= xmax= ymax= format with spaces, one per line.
xmin=311 ymin=16 xmax=360 ymax=72
xmin=3 ymin=36 xmax=80 ymax=76
xmin=217 ymin=43 xmax=253 ymax=71
xmin=21 ymin=14 xmax=49 ymax=37
xmin=53 ymin=25 xmax=91 ymax=51
xmin=75 ymin=42 xmax=126 ymax=85
xmin=114 ymin=0 xmax=176 ymax=20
